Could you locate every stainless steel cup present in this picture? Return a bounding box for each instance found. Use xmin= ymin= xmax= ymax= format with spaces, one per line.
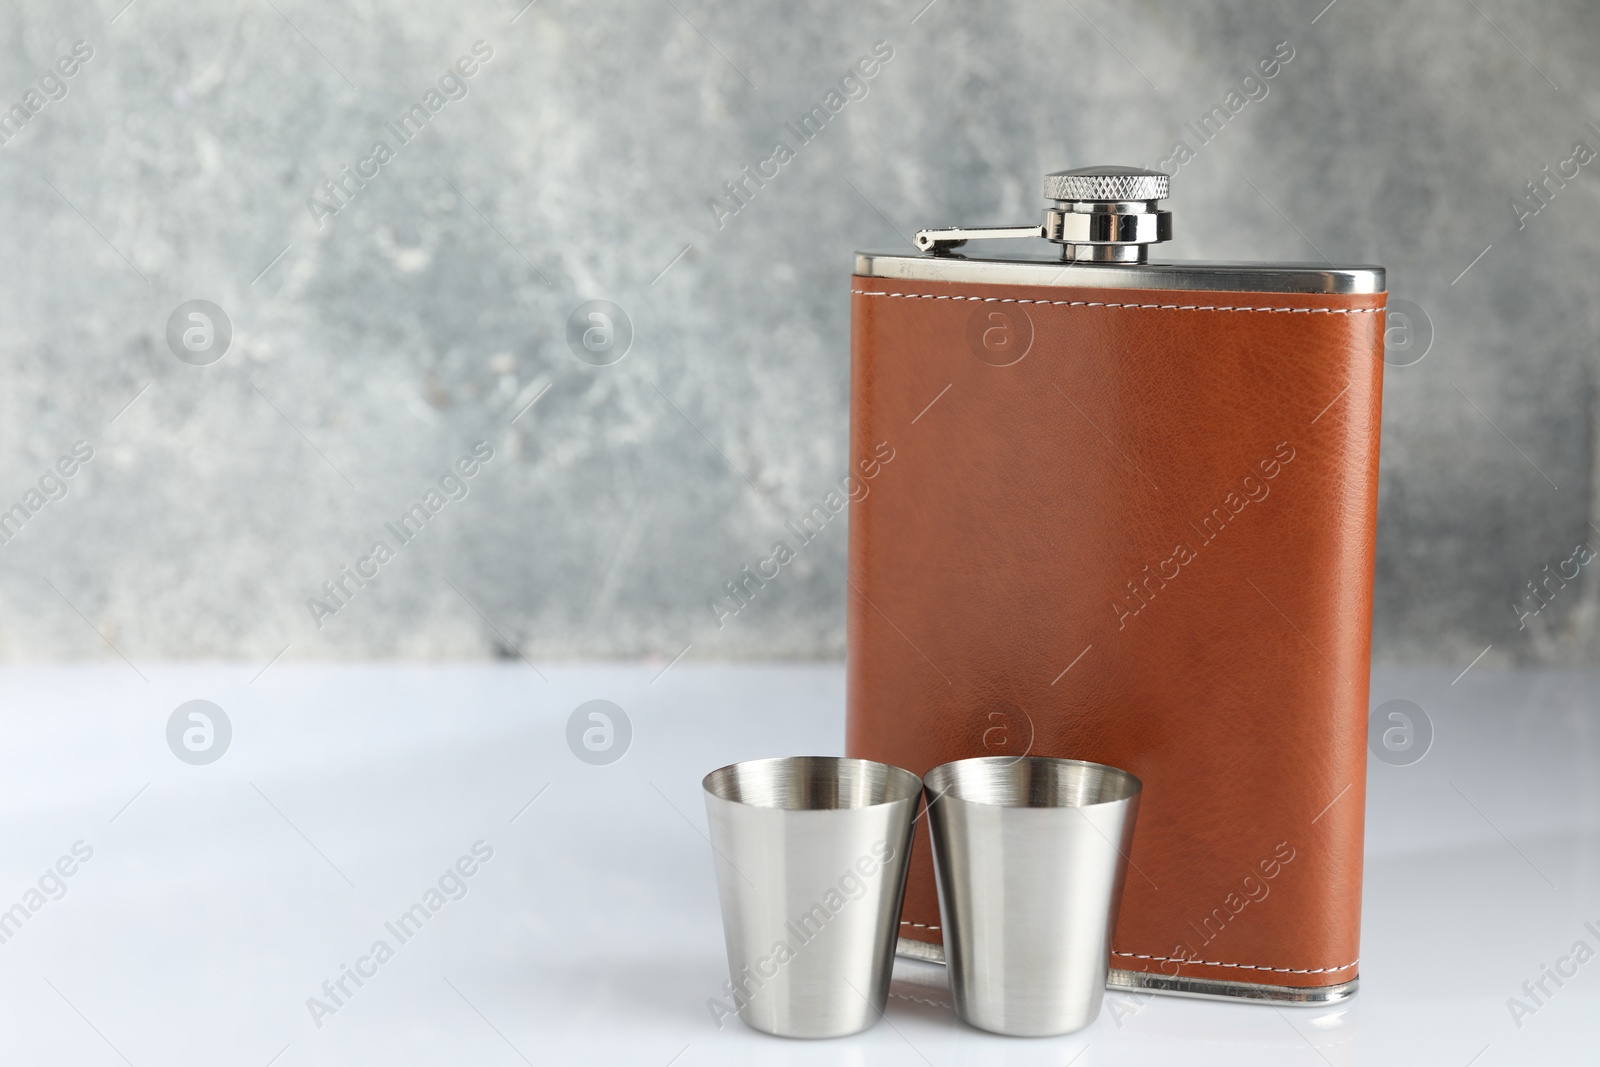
xmin=924 ymin=755 xmax=1142 ymax=1036
xmin=702 ymin=756 xmax=921 ymax=1038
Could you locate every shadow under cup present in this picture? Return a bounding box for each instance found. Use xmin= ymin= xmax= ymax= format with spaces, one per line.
xmin=924 ymin=756 xmax=1142 ymax=1037
xmin=701 ymin=756 xmax=921 ymax=1039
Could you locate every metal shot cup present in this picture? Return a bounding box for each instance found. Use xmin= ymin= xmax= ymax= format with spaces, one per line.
xmin=701 ymin=756 xmax=921 ymax=1038
xmin=924 ymin=756 xmax=1142 ymax=1036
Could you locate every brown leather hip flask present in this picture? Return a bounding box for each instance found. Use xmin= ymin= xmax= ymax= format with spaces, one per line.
xmin=845 ymin=166 xmax=1384 ymax=1005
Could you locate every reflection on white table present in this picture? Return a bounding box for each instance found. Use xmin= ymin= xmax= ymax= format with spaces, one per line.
xmin=0 ymin=663 xmax=1593 ymax=1065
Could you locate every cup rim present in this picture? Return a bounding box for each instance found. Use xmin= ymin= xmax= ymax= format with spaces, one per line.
xmin=701 ymin=755 xmax=922 ymax=810
xmin=923 ymin=755 xmax=1141 ymax=808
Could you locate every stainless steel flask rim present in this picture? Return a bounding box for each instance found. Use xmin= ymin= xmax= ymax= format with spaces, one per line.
xmin=866 ymin=162 xmax=1383 ymax=295
xmin=914 ymin=165 xmax=1173 ymax=264
xmin=702 ymin=755 xmax=922 ymax=809
xmin=924 ymin=755 xmax=1143 ymax=808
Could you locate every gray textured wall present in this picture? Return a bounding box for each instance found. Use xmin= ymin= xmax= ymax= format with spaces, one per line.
xmin=0 ymin=0 xmax=1595 ymax=669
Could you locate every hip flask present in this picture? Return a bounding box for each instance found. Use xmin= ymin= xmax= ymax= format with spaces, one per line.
xmin=844 ymin=165 xmax=1384 ymax=1005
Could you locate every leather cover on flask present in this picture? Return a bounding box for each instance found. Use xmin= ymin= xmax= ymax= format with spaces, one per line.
xmin=845 ymin=273 xmax=1384 ymax=997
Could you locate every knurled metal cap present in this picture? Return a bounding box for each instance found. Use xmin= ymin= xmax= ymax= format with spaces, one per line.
xmin=1044 ymin=166 xmax=1170 ymax=203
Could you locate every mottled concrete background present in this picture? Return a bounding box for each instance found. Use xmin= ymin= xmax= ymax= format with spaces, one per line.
xmin=0 ymin=0 xmax=1594 ymax=669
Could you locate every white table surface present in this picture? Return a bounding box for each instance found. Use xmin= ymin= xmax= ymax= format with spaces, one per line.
xmin=0 ymin=662 xmax=1594 ymax=1065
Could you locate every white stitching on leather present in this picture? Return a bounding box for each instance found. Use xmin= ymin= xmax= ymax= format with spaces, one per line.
xmin=901 ymin=924 xmax=1357 ymax=973
xmin=1112 ymin=951 xmax=1359 ymax=974
xmin=851 ymin=289 xmax=1383 ymax=314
